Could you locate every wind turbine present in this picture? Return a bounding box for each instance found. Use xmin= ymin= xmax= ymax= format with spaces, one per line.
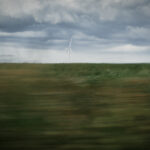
xmin=66 ymin=37 xmax=72 ymax=62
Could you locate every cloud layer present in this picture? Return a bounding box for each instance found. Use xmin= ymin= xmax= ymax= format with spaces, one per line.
xmin=0 ymin=0 xmax=150 ymax=63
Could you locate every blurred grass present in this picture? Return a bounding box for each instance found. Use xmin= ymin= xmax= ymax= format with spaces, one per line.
xmin=0 ymin=63 xmax=150 ymax=150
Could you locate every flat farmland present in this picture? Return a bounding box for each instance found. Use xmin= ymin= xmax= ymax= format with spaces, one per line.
xmin=0 ymin=63 xmax=150 ymax=150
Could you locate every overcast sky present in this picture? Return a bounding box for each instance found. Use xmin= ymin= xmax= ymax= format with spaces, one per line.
xmin=0 ymin=0 xmax=150 ymax=63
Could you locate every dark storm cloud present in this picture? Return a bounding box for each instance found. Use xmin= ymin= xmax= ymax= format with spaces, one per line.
xmin=0 ymin=15 xmax=36 ymax=32
xmin=0 ymin=0 xmax=150 ymax=63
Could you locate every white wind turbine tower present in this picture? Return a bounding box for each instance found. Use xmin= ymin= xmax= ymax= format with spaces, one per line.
xmin=66 ymin=37 xmax=72 ymax=62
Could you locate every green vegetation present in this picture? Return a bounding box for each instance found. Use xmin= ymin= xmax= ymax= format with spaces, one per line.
xmin=0 ymin=63 xmax=150 ymax=150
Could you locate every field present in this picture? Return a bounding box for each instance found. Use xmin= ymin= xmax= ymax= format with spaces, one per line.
xmin=0 ymin=63 xmax=150 ymax=150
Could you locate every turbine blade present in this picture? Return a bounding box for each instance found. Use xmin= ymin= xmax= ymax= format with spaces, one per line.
xmin=69 ymin=37 xmax=72 ymax=48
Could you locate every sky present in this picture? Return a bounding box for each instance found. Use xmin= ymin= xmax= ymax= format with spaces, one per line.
xmin=0 ymin=0 xmax=150 ymax=63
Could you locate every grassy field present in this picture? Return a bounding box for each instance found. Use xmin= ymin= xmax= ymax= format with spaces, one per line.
xmin=0 ymin=63 xmax=150 ymax=150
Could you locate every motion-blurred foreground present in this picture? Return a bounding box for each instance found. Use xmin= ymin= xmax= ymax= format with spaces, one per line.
xmin=0 ymin=64 xmax=150 ymax=150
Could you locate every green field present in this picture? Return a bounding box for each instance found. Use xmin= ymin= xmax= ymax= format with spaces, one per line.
xmin=0 ymin=63 xmax=150 ymax=150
